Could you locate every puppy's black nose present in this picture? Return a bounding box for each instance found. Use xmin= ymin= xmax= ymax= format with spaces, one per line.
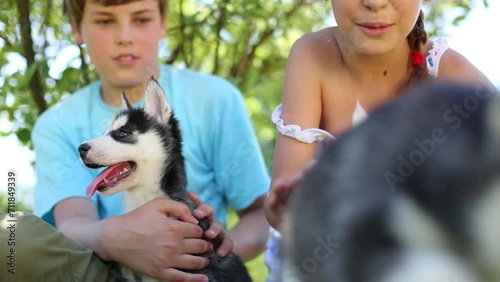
xmin=78 ymin=143 xmax=91 ymax=158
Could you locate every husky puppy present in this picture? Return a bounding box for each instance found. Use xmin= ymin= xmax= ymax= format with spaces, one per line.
xmin=281 ymin=82 xmax=500 ymax=282
xmin=78 ymin=78 xmax=251 ymax=282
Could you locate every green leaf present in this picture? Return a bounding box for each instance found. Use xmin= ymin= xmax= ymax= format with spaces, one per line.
xmin=0 ymin=131 xmax=13 ymax=137
xmin=16 ymin=128 xmax=31 ymax=144
xmin=453 ymin=15 xmax=467 ymax=25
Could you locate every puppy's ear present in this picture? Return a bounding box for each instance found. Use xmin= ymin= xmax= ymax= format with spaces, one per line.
xmin=144 ymin=77 xmax=172 ymax=122
xmin=121 ymin=91 xmax=133 ymax=110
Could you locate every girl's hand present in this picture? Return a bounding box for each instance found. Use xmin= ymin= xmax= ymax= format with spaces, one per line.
xmin=265 ymin=160 xmax=316 ymax=231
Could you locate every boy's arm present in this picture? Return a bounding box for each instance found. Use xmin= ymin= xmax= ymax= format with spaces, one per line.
xmin=228 ymin=195 xmax=269 ymax=262
xmin=54 ymin=197 xmax=214 ymax=281
xmin=208 ymin=79 xmax=271 ymax=262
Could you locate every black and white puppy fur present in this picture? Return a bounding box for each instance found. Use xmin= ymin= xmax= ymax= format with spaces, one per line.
xmin=78 ymin=78 xmax=251 ymax=282
xmin=281 ymin=82 xmax=500 ymax=282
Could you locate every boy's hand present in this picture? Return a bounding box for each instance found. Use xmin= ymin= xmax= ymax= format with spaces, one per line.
xmin=189 ymin=192 xmax=233 ymax=257
xmin=100 ymin=197 xmax=211 ymax=282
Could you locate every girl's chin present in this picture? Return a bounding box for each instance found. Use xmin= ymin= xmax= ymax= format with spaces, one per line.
xmin=353 ymin=42 xmax=405 ymax=57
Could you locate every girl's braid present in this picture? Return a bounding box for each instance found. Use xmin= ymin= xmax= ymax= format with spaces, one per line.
xmin=403 ymin=10 xmax=432 ymax=90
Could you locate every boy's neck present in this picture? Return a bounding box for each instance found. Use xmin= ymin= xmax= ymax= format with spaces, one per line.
xmin=101 ymin=83 xmax=146 ymax=107
xmin=100 ymin=73 xmax=161 ymax=108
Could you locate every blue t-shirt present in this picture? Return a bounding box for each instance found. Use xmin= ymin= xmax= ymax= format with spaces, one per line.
xmin=33 ymin=64 xmax=270 ymax=226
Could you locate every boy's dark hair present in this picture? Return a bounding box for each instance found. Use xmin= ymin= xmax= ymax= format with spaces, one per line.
xmin=404 ymin=10 xmax=431 ymax=90
xmin=64 ymin=0 xmax=168 ymax=27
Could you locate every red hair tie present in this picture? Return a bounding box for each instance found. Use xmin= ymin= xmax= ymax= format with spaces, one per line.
xmin=411 ymin=51 xmax=424 ymax=68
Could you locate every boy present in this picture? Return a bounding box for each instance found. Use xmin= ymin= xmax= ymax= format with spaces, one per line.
xmin=1 ymin=0 xmax=269 ymax=281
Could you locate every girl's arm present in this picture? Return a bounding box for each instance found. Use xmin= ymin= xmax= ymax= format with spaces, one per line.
xmin=265 ymin=35 xmax=326 ymax=230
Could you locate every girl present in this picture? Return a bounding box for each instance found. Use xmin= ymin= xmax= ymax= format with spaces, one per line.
xmin=264 ymin=0 xmax=495 ymax=280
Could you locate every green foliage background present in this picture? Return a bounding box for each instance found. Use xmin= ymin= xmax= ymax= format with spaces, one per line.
xmin=0 ymin=0 xmax=489 ymax=280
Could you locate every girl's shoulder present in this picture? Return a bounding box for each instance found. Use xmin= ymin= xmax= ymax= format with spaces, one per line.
xmin=288 ymin=27 xmax=343 ymax=71
xmin=292 ymin=27 xmax=340 ymax=53
xmin=424 ymin=39 xmax=495 ymax=90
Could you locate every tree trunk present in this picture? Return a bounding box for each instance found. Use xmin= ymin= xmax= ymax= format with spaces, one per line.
xmin=17 ymin=0 xmax=47 ymax=114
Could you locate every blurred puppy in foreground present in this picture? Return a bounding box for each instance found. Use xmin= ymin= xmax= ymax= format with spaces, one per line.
xmin=282 ymin=82 xmax=500 ymax=282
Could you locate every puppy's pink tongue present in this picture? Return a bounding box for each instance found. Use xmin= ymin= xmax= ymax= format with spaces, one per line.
xmin=86 ymin=162 xmax=131 ymax=197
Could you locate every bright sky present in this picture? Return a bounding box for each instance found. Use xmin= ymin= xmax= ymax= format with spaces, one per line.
xmin=1 ymin=3 xmax=499 ymax=209
xmin=442 ymin=1 xmax=500 ymax=86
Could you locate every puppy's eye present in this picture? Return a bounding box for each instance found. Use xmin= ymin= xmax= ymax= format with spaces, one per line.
xmin=118 ymin=129 xmax=130 ymax=137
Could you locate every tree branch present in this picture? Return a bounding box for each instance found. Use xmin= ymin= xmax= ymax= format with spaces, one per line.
xmin=233 ymin=0 xmax=306 ymax=85
xmin=0 ymin=32 xmax=13 ymax=48
xmin=211 ymin=0 xmax=229 ymax=74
